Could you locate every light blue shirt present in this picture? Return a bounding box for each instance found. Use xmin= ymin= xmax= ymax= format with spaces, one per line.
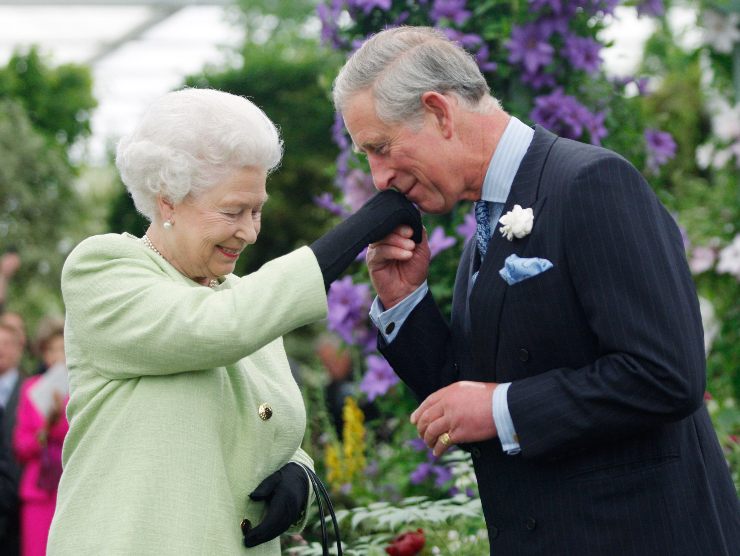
xmin=0 ymin=367 xmax=19 ymax=408
xmin=369 ymin=116 xmax=534 ymax=455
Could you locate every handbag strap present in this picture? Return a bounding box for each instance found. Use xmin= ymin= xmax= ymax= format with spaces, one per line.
xmin=297 ymin=463 xmax=343 ymax=556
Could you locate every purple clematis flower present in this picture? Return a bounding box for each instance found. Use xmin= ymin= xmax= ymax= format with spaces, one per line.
xmin=360 ymin=354 xmax=399 ymax=401
xmin=347 ymin=0 xmax=391 ymax=15
xmin=507 ymin=23 xmax=555 ymax=75
xmin=327 ymin=276 xmax=371 ymax=345
xmin=428 ymin=226 xmax=457 ymax=259
xmin=342 ymin=169 xmax=377 ymax=212
xmin=645 ymin=129 xmax=677 ymax=173
xmin=531 ymin=88 xmax=603 ymax=142
xmin=331 ymin=112 xmax=349 ymax=150
xmin=430 ymin=0 xmax=471 ymax=26
xmin=583 ymin=110 xmax=608 ymax=146
xmin=456 ymin=211 xmax=477 ymax=242
xmin=314 ymin=192 xmax=348 ymax=217
xmin=442 ymin=30 xmax=497 ymax=73
xmin=530 ymin=0 xmax=564 ymax=13
xmin=562 ymin=34 xmax=602 ymax=75
xmin=636 ymin=0 xmax=664 ymax=18
xmin=317 ymin=0 xmax=345 ymax=49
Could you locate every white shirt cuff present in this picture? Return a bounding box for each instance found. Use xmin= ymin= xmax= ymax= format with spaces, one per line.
xmin=493 ymin=382 xmax=521 ymax=455
xmin=369 ymin=281 xmax=429 ymax=344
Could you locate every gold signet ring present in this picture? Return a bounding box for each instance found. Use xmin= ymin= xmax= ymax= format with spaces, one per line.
xmin=439 ymin=432 xmax=451 ymax=447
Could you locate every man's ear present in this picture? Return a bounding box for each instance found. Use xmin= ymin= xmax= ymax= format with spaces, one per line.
xmin=421 ymin=92 xmax=454 ymax=139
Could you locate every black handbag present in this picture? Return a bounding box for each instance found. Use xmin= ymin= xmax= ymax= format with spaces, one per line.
xmin=295 ymin=463 xmax=343 ymax=556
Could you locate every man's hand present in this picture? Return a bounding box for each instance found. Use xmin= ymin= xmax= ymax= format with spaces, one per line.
xmin=411 ymin=381 xmax=499 ymax=457
xmin=366 ymin=226 xmax=431 ymax=309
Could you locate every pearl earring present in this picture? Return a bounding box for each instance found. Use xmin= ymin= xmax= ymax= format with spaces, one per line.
xmin=163 ymin=220 xmax=173 ymax=230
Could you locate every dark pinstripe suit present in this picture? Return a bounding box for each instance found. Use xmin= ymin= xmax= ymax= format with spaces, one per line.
xmin=381 ymin=126 xmax=740 ymax=555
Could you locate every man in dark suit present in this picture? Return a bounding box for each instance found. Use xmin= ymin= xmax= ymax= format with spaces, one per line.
xmin=0 ymin=322 xmax=22 ymax=556
xmin=333 ymin=26 xmax=740 ymax=555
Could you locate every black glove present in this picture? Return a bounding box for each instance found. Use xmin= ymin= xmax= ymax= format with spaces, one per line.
xmin=242 ymin=462 xmax=309 ymax=548
xmin=310 ymin=189 xmax=423 ymax=288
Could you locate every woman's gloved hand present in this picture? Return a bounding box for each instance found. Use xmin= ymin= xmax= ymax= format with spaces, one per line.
xmin=310 ymin=189 xmax=423 ymax=288
xmin=242 ymin=462 xmax=309 ymax=548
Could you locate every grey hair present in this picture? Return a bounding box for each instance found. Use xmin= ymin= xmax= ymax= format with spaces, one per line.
xmin=116 ymin=88 xmax=283 ymax=222
xmin=333 ymin=26 xmax=499 ymax=125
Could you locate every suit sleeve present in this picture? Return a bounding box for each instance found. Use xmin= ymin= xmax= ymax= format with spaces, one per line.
xmin=508 ymin=155 xmax=706 ymax=459
xmin=379 ymin=291 xmax=459 ymax=401
xmin=62 ymin=237 xmax=327 ymax=379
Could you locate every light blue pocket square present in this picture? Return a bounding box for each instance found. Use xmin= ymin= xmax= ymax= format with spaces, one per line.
xmin=499 ymin=254 xmax=553 ymax=285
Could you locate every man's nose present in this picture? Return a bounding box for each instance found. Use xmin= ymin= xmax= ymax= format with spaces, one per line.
xmin=367 ymin=155 xmax=395 ymax=191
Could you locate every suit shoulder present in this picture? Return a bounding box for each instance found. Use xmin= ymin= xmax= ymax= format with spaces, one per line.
xmin=545 ymin=138 xmax=645 ymax=195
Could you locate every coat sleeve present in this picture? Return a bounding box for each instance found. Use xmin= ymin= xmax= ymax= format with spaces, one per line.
xmin=62 ymin=236 xmax=327 ymax=379
xmin=507 ymin=155 xmax=706 ymax=459
xmin=379 ymin=290 xmax=459 ymax=401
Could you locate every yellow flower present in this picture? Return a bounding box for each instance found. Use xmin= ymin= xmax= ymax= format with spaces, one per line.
xmin=325 ymin=397 xmax=367 ymax=491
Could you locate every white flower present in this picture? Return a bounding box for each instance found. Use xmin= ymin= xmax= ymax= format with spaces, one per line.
xmin=695 ymin=143 xmax=714 ymax=169
xmin=498 ymin=204 xmax=534 ymax=241
xmin=699 ymin=296 xmax=719 ymax=355
xmin=701 ymin=10 xmax=740 ymax=54
xmin=689 ymin=246 xmax=716 ymax=274
xmin=711 ymin=101 xmax=740 ymax=142
xmin=716 ymin=234 xmax=740 ymax=280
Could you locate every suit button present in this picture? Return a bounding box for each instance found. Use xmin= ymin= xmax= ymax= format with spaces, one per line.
xmin=258 ymin=403 xmax=273 ymax=420
xmin=525 ymin=517 xmax=537 ymax=531
xmin=471 ymin=447 xmax=481 ymax=458
xmin=385 ymin=322 xmax=395 ymax=334
xmin=519 ymin=348 xmax=530 ymax=362
xmin=489 ymin=526 xmax=499 ymax=539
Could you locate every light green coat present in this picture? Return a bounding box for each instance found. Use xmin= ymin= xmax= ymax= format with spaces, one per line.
xmin=47 ymin=233 xmax=327 ymax=555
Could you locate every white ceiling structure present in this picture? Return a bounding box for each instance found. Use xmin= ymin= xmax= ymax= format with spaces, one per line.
xmin=0 ymin=0 xmax=243 ymax=162
xmin=0 ymin=1 xmax=682 ymax=165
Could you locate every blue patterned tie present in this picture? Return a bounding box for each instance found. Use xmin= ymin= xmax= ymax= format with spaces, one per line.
xmin=475 ymin=200 xmax=492 ymax=258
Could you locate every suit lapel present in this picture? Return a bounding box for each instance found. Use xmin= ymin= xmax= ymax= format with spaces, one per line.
xmin=466 ymin=126 xmax=557 ymax=379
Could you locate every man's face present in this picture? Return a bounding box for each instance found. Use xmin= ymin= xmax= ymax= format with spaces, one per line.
xmin=0 ymin=327 xmax=22 ymax=374
xmin=342 ymin=90 xmax=464 ymax=214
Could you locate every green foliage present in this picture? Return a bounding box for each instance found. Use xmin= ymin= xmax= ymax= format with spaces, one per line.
xmin=0 ymin=48 xmax=98 ymax=327
xmin=0 ymin=47 xmax=96 ymax=149
xmin=288 ymin=493 xmax=488 ymax=555
xmin=0 ymin=100 xmax=79 ymax=319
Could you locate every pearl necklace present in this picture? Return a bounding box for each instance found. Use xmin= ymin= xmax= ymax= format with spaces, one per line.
xmin=141 ymin=234 xmax=219 ymax=288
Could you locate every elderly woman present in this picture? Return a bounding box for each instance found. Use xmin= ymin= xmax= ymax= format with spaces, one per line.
xmin=47 ymin=88 xmax=420 ymax=555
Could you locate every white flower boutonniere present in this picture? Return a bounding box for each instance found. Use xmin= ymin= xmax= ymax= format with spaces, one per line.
xmin=498 ymin=204 xmax=534 ymax=241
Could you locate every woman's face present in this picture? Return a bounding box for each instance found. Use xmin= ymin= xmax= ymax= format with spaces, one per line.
xmin=42 ymin=333 xmax=66 ymax=368
xmin=164 ymin=166 xmax=268 ymax=285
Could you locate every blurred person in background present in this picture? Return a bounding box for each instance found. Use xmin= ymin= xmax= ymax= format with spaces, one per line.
xmin=0 ymin=322 xmax=23 ymax=556
xmin=29 ymin=318 xmax=65 ymax=376
xmin=13 ymin=317 xmax=68 ymax=556
xmin=47 ymin=88 xmax=421 ymax=555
